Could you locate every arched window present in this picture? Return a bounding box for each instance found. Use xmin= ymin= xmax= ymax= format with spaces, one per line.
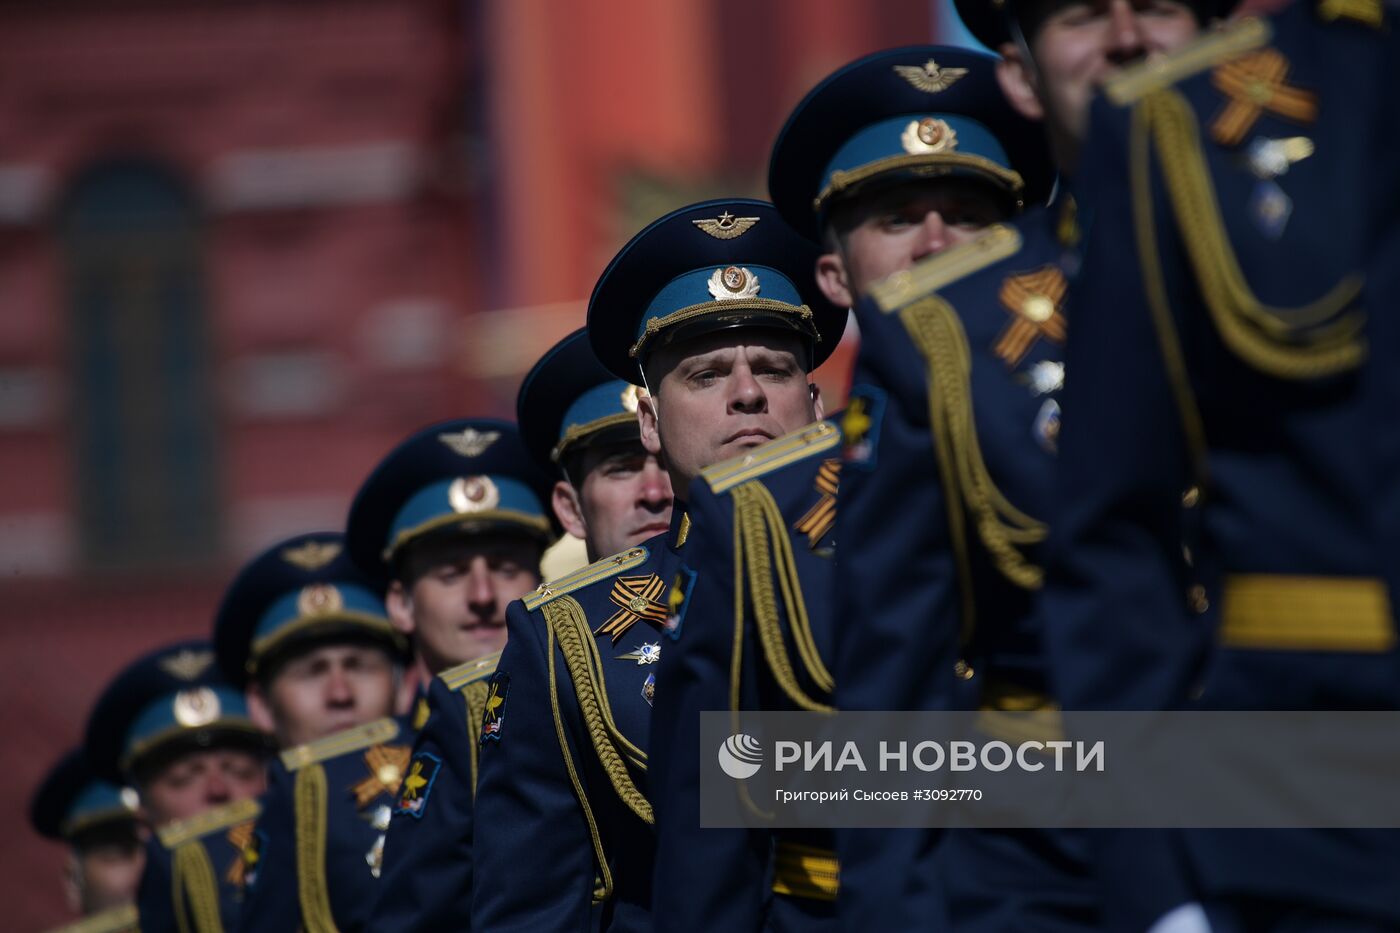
xmin=60 ymin=160 xmax=220 ymax=568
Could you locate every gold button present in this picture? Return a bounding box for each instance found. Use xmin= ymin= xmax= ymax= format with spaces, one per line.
xmin=1022 ymin=295 xmax=1055 ymax=323
xmin=954 ymin=659 xmax=974 ymax=680
xmin=1188 ymin=585 xmax=1209 ymax=614
xmin=1181 ymin=486 xmax=1200 ymax=508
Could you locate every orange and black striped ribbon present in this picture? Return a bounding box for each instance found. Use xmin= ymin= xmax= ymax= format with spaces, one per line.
xmin=995 ymin=266 xmax=1067 ymax=368
xmin=597 ymin=574 xmax=668 ymax=642
xmin=793 ymin=459 xmax=841 ymax=548
xmin=225 ymin=820 xmax=257 ymax=887
xmin=1211 ymin=49 xmax=1318 ymax=147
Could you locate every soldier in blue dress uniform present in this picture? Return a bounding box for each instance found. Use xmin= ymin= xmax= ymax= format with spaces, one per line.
xmin=811 ymin=5 xmax=1226 ymax=925
xmin=207 ymin=530 xmax=409 ymax=932
xmin=357 ymin=418 xmax=557 ymax=930
xmin=471 ymin=200 xmax=837 ymax=931
xmin=84 ymin=640 xmax=272 ymax=933
xmin=30 ymin=749 xmax=145 ymax=933
xmin=1044 ymin=1 xmax=1400 ymax=928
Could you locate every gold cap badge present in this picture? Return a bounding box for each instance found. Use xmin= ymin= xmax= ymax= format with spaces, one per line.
xmin=620 ymin=384 xmax=643 ymax=414
xmin=707 ymin=266 xmax=761 ymax=301
xmin=281 ymin=540 xmax=341 ymax=571
xmin=160 ymin=649 xmax=214 ymax=681
xmin=449 ymin=475 xmax=501 ymax=513
xmin=439 ymin=428 xmax=500 ymax=458
xmin=173 ymin=687 xmax=221 ymax=727
xmin=901 ymin=117 xmax=958 ymax=155
xmin=692 ymin=211 xmax=760 ymax=240
xmin=893 ymin=59 xmax=969 ymax=93
xmin=297 ymin=583 xmax=344 ymax=618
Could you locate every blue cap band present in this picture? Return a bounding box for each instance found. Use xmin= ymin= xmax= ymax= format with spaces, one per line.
xmin=386 ymin=474 xmax=550 ymax=558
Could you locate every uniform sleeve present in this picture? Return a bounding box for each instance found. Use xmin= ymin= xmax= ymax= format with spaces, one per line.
xmin=471 ymin=598 xmax=598 ymax=931
xmin=649 ymin=487 xmax=772 ymax=931
xmin=369 ymin=676 xmax=476 ymax=931
xmin=1040 ymin=95 xmax=1207 ymax=713
xmin=236 ymin=763 xmax=298 ymax=933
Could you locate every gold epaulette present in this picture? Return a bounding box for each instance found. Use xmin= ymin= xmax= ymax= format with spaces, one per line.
xmin=523 ymin=546 xmax=650 ymax=611
xmin=701 ymin=421 xmax=841 ymax=495
xmin=279 ymin=717 xmax=400 ymax=771
xmin=439 ymin=650 xmax=501 ymax=691
xmin=156 ymin=796 xmax=261 ymax=849
xmin=1104 ymin=16 xmax=1271 ymax=105
xmin=868 ymin=225 xmax=1022 ymax=313
xmin=44 ymin=904 xmax=140 ymax=933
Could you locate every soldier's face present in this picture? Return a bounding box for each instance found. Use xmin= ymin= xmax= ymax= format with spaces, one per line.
xmin=253 ymin=643 xmax=397 ymax=748
xmin=639 ymin=331 xmax=822 ymax=495
xmin=69 ymin=841 xmax=145 ymax=914
xmin=140 ymin=748 xmax=266 ymax=826
xmin=387 ymin=537 xmax=542 ymax=675
xmin=554 ymin=440 xmax=674 ymax=561
xmin=997 ymin=0 xmax=1199 ymax=164
xmin=817 ymin=179 xmax=1012 ymax=307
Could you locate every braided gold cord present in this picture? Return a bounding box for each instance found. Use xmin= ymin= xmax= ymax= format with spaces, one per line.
xmin=753 ymin=483 xmax=835 ymax=693
xmin=172 ymin=841 xmax=224 ymax=933
xmin=544 ymin=598 xmax=653 ymax=823
xmin=462 ymin=680 xmax=489 ymax=799
xmin=293 ymin=765 xmax=339 ymax=933
xmin=1131 ymin=98 xmax=1213 ymax=487
xmin=731 ymin=482 xmax=835 ymax=713
xmin=545 ymin=621 xmax=614 ymax=902
xmin=900 ymin=298 xmax=1047 ymax=597
xmin=1144 ymin=89 xmax=1365 ymax=377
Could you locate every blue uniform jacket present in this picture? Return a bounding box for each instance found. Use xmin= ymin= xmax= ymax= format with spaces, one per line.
xmin=472 ymin=510 xmax=687 ymax=932
xmin=367 ymin=657 xmax=500 ymax=931
xmin=832 ymin=209 xmax=1099 ymax=932
xmin=136 ymin=797 xmax=261 ymax=933
xmin=1045 ymin=2 xmax=1400 ymax=923
xmin=237 ymin=716 xmax=417 ymax=932
xmin=649 ymin=420 xmax=845 ymax=932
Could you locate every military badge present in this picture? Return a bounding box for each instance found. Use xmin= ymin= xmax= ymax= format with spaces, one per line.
xmin=597 ymin=574 xmax=668 ymax=642
xmin=281 ymin=539 xmax=341 ymax=570
xmin=449 ymin=475 xmax=501 ymax=514
xmin=692 ymin=211 xmax=760 ymax=240
xmin=793 ymin=459 xmax=841 ymax=548
xmin=1034 ymin=398 xmax=1062 ymax=454
xmin=617 ymin=642 xmax=661 ymax=665
xmin=159 ymin=648 xmax=214 ymax=681
xmin=351 ymin=744 xmax=412 ymax=808
xmin=394 ymin=751 xmax=442 ymax=819
xmin=892 ymin=59 xmax=968 ymax=93
xmin=438 ymin=428 xmax=500 ymax=458
xmin=841 ymin=387 xmax=887 ymax=469
xmin=663 ymin=566 xmax=697 ymax=641
xmin=480 ymin=672 xmax=510 ymax=743
xmin=225 ymin=820 xmax=258 ymax=887
xmin=642 ymin=673 xmax=656 ymax=708
xmin=366 ymin=805 xmax=392 ymax=878
xmin=995 ymin=266 xmax=1067 ymax=368
xmin=173 ymin=687 xmax=220 ymax=727
xmin=412 ymin=696 xmax=431 ymax=731
xmin=1024 ymin=360 xmax=1064 ymax=397
xmin=1210 ymin=48 xmax=1317 ymax=147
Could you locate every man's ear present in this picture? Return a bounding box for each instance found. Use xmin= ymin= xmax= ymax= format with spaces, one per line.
xmin=637 ymin=393 xmax=663 ymax=457
xmin=551 ymin=479 xmax=588 ymax=540
xmin=386 ymin=580 xmax=416 ymax=637
xmin=245 ymin=684 xmax=277 ymax=735
xmin=63 ymin=851 xmax=83 ymax=914
xmin=816 ymin=251 xmax=855 ymax=310
xmin=996 ymin=42 xmax=1045 ymax=121
xmin=810 ymin=382 xmax=825 ymax=422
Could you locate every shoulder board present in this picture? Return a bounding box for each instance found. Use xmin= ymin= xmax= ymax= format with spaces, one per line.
xmin=1104 ymin=16 xmax=1271 ymax=105
xmin=279 ymin=717 xmax=400 ymax=771
xmin=46 ymin=904 xmax=140 ymax=933
xmin=438 ymin=650 xmax=502 ymax=691
xmin=523 ymin=545 xmax=651 ymax=611
xmin=869 ymin=225 xmax=1022 ymax=313
xmin=701 ymin=420 xmax=841 ymax=495
xmin=156 ymin=796 xmax=261 ymax=849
